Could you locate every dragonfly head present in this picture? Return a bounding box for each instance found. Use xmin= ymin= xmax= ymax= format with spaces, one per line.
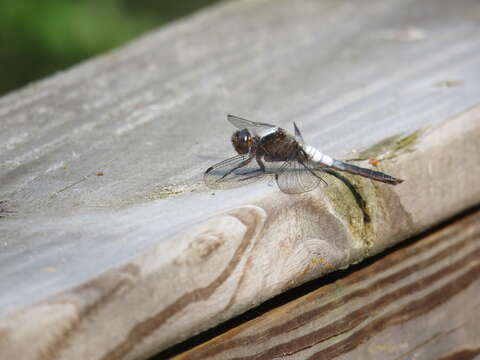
xmin=231 ymin=129 xmax=253 ymax=154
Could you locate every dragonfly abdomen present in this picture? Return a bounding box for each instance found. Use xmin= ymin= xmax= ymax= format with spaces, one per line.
xmin=304 ymin=145 xmax=334 ymax=166
xmin=331 ymin=160 xmax=403 ymax=185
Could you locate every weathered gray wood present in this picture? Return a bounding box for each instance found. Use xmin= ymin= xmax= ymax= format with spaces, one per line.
xmin=1 ymin=0 xmax=480 ymax=359
xmin=173 ymin=210 xmax=480 ymax=360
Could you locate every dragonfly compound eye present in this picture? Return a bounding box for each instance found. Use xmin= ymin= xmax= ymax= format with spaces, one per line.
xmin=231 ymin=129 xmax=251 ymax=154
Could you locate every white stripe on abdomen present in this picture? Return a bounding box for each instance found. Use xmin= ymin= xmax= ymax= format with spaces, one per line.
xmin=304 ymin=145 xmax=334 ymax=166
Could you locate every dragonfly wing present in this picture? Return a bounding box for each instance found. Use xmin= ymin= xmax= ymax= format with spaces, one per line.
xmin=204 ymin=154 xmax=266 ymax=190
xmin=293 ymin=122 xmax=305 ymax=142
xmin=227 ymin=114 xmax=277 ymax=137
xmin=275 ymin=160 xmax=325 ymax=194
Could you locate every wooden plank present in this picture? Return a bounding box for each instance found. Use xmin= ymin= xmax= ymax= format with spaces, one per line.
xmin=1 ymin=0 xmax=480 ymax=359
xmin=172 ymin=210 xmax=480 ymax=360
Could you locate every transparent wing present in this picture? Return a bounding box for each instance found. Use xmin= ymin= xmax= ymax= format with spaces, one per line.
xmin=275 ymin=160 xmax=327 ymax=194
xmin=293 ymin=122 xmax=305 ymax=143
xmin=204 ymin=154 xmax=266 ymax=190
xmin=227 ymin=114 xmax=277 ymax=136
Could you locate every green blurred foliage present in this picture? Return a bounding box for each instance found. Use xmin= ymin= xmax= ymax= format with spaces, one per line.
xmin=0 ymin=0 xmax=221 ymax=95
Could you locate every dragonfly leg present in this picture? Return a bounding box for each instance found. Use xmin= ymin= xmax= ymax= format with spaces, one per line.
xmin=235 ymin=155 xmax=267 ymax=183
xmin=219 ymin=155 xmax=254 ymax=180
xmin=255 ymin=155 xmax=266 ymax=172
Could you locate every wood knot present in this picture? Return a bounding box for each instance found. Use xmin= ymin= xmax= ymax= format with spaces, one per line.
xmin=175 ymin=230 xmax=225 ymax=266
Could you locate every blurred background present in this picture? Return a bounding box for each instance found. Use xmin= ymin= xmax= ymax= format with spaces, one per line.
xmin=0 ymin=0 xmax=223 ymax=96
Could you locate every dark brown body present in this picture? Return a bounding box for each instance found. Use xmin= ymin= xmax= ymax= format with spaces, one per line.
xmin=253 ymin=129 xmax=307 ymax=166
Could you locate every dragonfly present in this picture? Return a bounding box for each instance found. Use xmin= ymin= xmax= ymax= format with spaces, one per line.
xmin=204 ymin=115 xmax=403 ymax=194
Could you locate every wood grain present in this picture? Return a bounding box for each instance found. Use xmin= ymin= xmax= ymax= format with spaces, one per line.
xmin=0 ymin=0 xmax=480 ymax=359
xmin=174 ymin=210 xmax=480 ymax=360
